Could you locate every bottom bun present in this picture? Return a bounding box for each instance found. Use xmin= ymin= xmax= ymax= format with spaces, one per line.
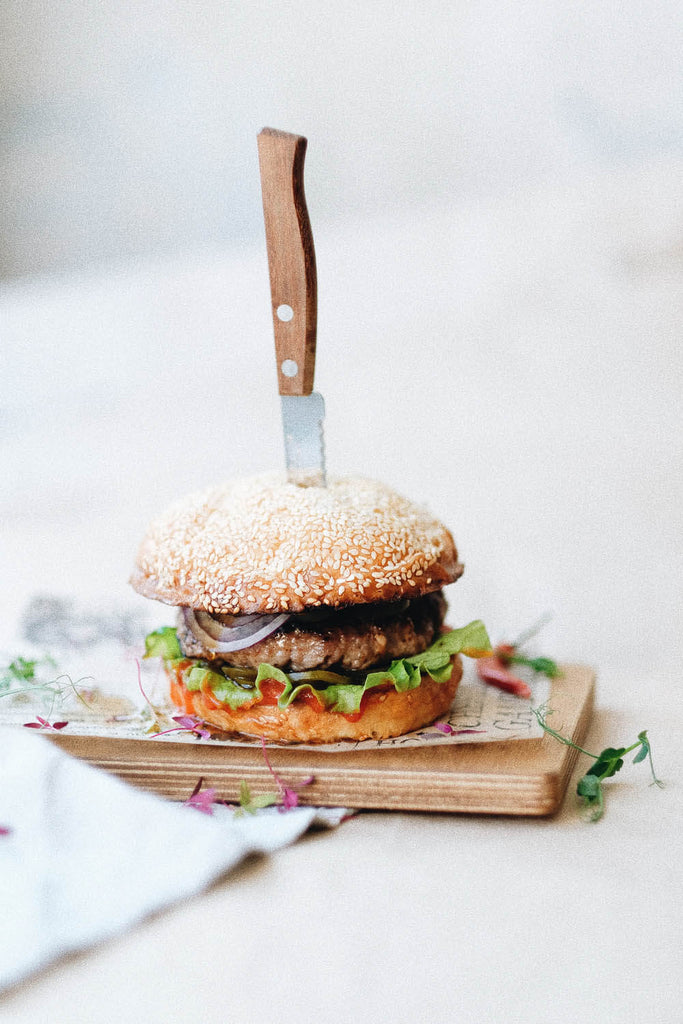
xmin=168 ymin=656 xmax=463 ymax=744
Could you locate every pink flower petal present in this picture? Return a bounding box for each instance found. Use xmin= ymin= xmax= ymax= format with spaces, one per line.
xmin=186 ymin=789 xmax=217 ymax=815
xmin=280 ymin=787 xmax=299 ymax=811
xmin=183 ymin=777 xmax=218 ymax=815
xmin=172 ymin=715 xmax=198 ymax=728
xmin=172 ymin=714 xmax=210 ymax=738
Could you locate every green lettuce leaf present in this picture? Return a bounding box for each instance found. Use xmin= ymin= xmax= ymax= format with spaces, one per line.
xmin=185 ymin=665 xmax=262 ymax=709
xmin=144 ymin=627 xmax=183 ymax=662
xmin=146 ymin=619 xmax=491 ymax=716
xmin=404 ymin=619 xmax=491 ymax=673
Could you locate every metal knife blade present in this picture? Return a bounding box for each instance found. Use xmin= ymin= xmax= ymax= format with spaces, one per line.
xmin=280 ymin=393 xmax=326 ymax=487
xmin=257 ymin=127 xmax=326 ymax=487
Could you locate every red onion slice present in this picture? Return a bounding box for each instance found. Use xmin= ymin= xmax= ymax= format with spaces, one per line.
xmin=182 ymin=607 xmax=290 ymax=653
xmin=193 ymin=611 xmax=274 ymax=641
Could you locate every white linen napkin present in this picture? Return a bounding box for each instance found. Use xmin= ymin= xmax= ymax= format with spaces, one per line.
xmin=0 ymin=726 xmax=347 ymax=993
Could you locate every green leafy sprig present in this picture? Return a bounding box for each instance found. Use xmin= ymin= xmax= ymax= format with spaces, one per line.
xmin=1 ymin=653 xmax=91 ymax=727
xmin=233 ymin=781 xmax=279 ymax=817
xmin=532 ymin=704 xmax=663 ymax=821
xmin=1 ymin=654 xmax=58 ymax=692
xmin=494 ymin=613 xmax=562 ymax=679
xmin=503 ymin=653 xmax=561 ymax=677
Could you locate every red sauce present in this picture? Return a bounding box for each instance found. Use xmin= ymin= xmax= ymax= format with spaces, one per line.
xmin=298 ymin=688 xmax=326 ymax=714
xmin=169 ymin=662 xmax=195 ymax=714
xmin=257 ymin=678 xmax=287 ymax=706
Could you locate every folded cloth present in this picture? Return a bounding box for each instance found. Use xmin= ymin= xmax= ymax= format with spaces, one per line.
xmin=0 ymin=726 xmax=347 ymax=993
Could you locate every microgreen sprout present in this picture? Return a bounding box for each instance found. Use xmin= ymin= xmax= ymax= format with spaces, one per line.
xmin=135 ymin=658 xmax=211 ymax=739
xmin=1 ymin=653 xmax=59 ymax=697
xmin=2 ymin=656 xmax=47 ymax=685
xmin=259 ymin=737 xmax=314 ymax=811
xmin=476 ymin=615 xmax=560 ymax=698
xmin=1 ymin=652 xmax=92 ymax=728
xmin=532 ymin=704 xmax=663 ymax=821
xmin=226 ymin=743 xmax=316 ymax=816
xmin=23 ymin=715 xmax=69 ymax=731
xmin=500 ymin=652 xmax=561 ymax=677
xmin=233 ymin=780 xmax=279 ymax=817
xmin=183 ymin=777 xmax=220 ymax=815
xmin=182 ymin=748 xmax=314 ymax=820
xmin=511 ymin=611 xmax=554 ymax=649
xmin=150 ymin=714 xmax=211 ymax=740
xmin=432 ymin=721 xmax=485 ymax=736
xmin=134 ymin=657 xmax=167 ymax=734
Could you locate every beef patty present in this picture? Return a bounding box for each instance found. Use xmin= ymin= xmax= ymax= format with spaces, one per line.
xmin=176 ymin=591 xmax=447 ymax=673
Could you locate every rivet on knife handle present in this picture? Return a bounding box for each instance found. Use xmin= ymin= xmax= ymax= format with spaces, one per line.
xmin=257 ymin=127 xmax=317 ymax=397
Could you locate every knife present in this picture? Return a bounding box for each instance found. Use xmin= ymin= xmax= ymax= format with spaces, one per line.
xmin=257 ymin=127 xmax=326 ymax=487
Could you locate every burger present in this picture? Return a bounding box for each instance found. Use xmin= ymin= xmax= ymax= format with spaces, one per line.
xmin=131 ymin=475 xmax=489 ymax=743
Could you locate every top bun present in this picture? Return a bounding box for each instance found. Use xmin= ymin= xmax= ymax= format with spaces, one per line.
xmin=130 ymin=475 xmax=463 ymax=615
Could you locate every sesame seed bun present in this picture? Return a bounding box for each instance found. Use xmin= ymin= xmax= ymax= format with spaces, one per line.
xmin=131 ymin=474 xmax=463 ymax=616
xmin=168 ymin=655 xmax=463 ymax=743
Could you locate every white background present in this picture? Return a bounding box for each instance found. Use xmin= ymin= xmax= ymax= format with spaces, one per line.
xmin=2 ymin=1 xmax=682 ymax=276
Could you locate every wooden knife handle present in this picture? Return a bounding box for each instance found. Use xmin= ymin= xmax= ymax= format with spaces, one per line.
xmin=257 ymin=127 xmax=318 ymax=396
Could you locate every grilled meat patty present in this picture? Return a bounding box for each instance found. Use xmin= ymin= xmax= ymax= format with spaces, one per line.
xmin=176 ymin=591 xmax=447 ymax=673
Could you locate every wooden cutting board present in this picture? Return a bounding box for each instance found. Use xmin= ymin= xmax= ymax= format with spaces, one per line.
xmin=48 ymin=664 xmax=594 ymax=816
